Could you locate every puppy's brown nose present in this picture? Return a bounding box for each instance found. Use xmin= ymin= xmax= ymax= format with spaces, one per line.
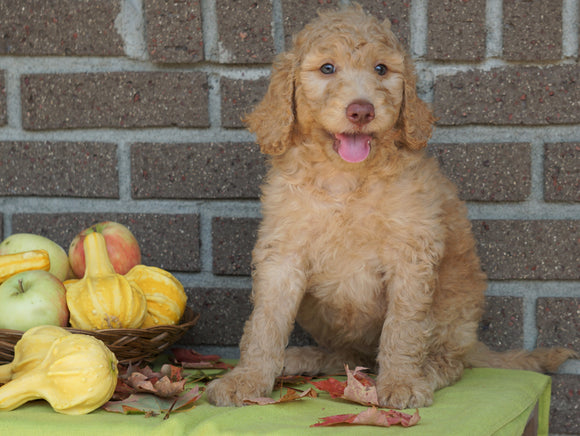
xmin=346 ymin=101 xmax=375 ymax=125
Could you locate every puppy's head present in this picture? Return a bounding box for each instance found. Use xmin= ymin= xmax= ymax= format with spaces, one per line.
xmin=245 ymin=5 xmax=434 ymax=163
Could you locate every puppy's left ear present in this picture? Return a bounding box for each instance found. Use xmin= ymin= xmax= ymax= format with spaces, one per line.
xmin=396 ymin=58 xmax=435 ymax=150
xmin=244 ymin=52 xmax=296 ymax=155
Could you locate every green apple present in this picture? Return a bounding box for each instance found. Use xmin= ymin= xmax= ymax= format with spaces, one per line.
xmin=0 ymin=233 xmax=71 ymax=281
xmin=0 ymin=270 xmax=69 ymax=331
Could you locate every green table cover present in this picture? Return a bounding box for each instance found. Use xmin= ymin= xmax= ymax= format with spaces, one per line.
xmin=0 ymin=367 xmax=551 ymax=436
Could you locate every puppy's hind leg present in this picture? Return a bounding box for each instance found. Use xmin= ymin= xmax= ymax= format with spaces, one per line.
xmin=283 ymin=346 xmax=366 ymax=376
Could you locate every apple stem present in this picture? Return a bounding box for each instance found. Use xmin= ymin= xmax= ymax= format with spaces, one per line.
xmin=17 ymin=279 xmax=25 ymax=295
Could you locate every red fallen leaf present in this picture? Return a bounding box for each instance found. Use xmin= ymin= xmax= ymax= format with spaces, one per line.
xmin=243 ymin=387 xmax=317 ymax=405
xmin=312 ymin=365 xmax=379 ymax=406
xmin=311 ymin=377 xmax=346 ymax=398
xmin=171 ymin=348 xmax=234 ymax=370
xmin=312 ymin=407 xmax=420 ymax=428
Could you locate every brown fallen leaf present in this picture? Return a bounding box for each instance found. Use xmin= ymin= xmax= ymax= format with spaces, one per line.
xmin=312 ymin=407 xmax=420 ymax=428
xmin=274 ymin=374 xmax=313 ymax=389
xmin=113 ymin=363 xmax=187 ymax=400
xmin=104 ymin=385 xmax=204 ymax=419
xmin=171 ymin=348 xmax=234 ymax=370
xmin=243 ymin=387 xmax=317 ymax=405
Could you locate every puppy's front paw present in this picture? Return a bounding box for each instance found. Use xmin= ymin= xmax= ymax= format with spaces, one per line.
xmin=376 ymin=377 xmax=433 ymax=409
xmin=205 ymin=370 xmax=274 ymax=407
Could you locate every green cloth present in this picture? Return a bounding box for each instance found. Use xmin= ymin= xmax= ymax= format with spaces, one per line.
xmin=0 ymin=368 xmax=551 ymax=436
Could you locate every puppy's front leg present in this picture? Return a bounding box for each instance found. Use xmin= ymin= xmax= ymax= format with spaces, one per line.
xmin=206 ymin=258 xmax=306 ymax=406
xmin=376 ymin=265 xmax=436 ymax=409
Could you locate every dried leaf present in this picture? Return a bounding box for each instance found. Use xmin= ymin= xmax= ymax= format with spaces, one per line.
xmin=312 ymin=407 xmax=420 ymax=428
xmin=172 ymin=348 xmax=234 ymax=370
xmin=312 ymin=365 xmax=379 ymax=406
xmin=114 ymin=363 xmax=187 ymax=400
xmin=243 ymin=387 xmax=317 ymax=405
xmin=274 ymin=374 xmax=313 ymax=389
xmin=103 ymin=385 xmax=203 ymax=418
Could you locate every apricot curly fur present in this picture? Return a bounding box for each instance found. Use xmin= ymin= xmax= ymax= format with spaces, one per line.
xmin=206 ymin=4 xmax=577 ymax=409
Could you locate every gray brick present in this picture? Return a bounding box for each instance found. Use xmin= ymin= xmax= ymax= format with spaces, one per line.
xmin=212 ymin=217 xmax=259 ymax=275
xmin=433 ymin=66 xmax=580 ymax=126
xmin=216 ymin=0 xmax=275 ymax=63
xmin=430 ymin=143 xmax=531 ymax=201
xmin=549 ymin=374 xmax=580 ymax=435
xmin=544 ymin=143 xmax=580 ymax=203
xmin=478 ymin=296 xmax=524 ymax=351
xmin=473 ymin=220 xmax=579 ymax=280
xmin=357 ymin=0 xmax=411 ymax=48
xmin=182 ymin=287 xmax=314 ymax=347
xmin=131 ymin=142 xmax=266 ymax=199
xmin=0 ymin=71 xmax=6 ymax=125
xmin=221 ymin=77 xmax=269 ymax=128
xmin=0 ymin=0 xmax=123 ymax=56
xmin=21 ymin=72 xmax=209 ymax=130
xmin=0 ymin=142 xmax=118 ymax=198
xmin=282 ymin=0 xmax=343 ymax=50
xmin=503 ymin=0 xmax=563 ymax=61
xmin=536 ymin=298 xmax=580 ymax=351
xmin=183 ymin=288 xmax=252 ymax=346
xmin=144 ymin=0 xmax=204 ymax=63
xmin=427 ymin=0 xmax=486 ymax=61
xmin=11 ymin=213 xmax=200 ymax=273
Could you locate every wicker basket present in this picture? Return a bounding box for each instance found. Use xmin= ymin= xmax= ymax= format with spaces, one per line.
xmin=0 ymin=307 xmax=199 ymax=365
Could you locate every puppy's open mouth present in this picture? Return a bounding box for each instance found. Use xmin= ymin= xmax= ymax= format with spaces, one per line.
xmin=333 ymin=133 xmax=372 ymax=163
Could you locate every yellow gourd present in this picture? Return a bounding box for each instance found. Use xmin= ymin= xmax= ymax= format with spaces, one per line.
xmin=65 ymin=232 xmax=147 ymax=330
xmin=125 ymin=265 xmax=188 ymax=328
xmin=0 ymin=325 xmax=71 ymax=384
xmin=0 ymin=250 xmax=50 ymax=283
xmin=0 ymin=333 xmax=118 ymax=415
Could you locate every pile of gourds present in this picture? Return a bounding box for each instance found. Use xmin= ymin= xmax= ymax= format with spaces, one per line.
xmin=65 ymin=232 xmax=187 ymax=330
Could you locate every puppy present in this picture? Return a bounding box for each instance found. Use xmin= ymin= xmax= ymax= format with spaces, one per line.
xmin=206 ymin=5 xmax=576 ymax=408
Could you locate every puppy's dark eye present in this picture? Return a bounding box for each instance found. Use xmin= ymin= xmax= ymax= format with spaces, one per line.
xmin=320 ymin=63 xmax=336 ymax=74
xmin=375 ymin=64 xmax=388 ymax=76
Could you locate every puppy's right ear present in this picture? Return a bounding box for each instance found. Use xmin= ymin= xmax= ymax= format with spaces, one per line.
xmin=244 ymin=52 xmax=296 ymax=155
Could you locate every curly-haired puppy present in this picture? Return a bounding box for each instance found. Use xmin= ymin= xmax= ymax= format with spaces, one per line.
xmin=206 ymin=5 xmax=576 ymax=408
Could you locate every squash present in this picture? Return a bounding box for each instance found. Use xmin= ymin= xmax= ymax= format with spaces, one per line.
xmin=125 ymin=265 xmax=187 ymax=328
xmin=0 ymin=325 xmax=71 ymax=384
xmin=0 ymin=332 xmax=118 ymax=415
xmin=0 ymin=250 xmax=50 ymax=283
xmin=65 ymin=232 xmax=147 ymax=330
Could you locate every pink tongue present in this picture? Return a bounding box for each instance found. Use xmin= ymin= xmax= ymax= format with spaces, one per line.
xmin=334 ymin=134 xmax=372 ymax=163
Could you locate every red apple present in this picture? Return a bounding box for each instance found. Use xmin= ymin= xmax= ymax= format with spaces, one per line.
xmin=0 ymin=270 xmax=69 ymax=331
xmin=68 ymin=221 xmax=141 ymax=278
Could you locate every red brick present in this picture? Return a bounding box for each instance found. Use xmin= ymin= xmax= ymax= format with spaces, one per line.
xmin=544 ymin=143 xmax=580 ymax=202
xmin=11 ymin=213 xmax=200 ymax=273
xmin=503 ymin=0 xmax=563 ymax=61
xmin=430 ymin=143 xmax=531 ymax=201
xmin=0 ymin=142 xmax=118 ymax=197
xmin=433 ymin=66 xmax=580 ymax=125
xmin=216 ymin=0 xmax=275 ymax=63
xmin=21 ymin=72 xmax=209 ymax=130
xmin=131 ymin=142 xmax=266 ymax=199
xmin=473 ymin=220 xmax=579 ymax=280
xmin=144 ymin=0 xmax=204 ymax=63
xmin=220 ymin=77 xmax=269 ymax=128
xmin=0 ymin=0 xmax=123 ymax=56
xmin=427 ymin=0 xmax=486 ymax=61
xmin=282 ymin=0 xmax=344 ymax=50
xmin=357 ymin=0 xmax=411 ymax=48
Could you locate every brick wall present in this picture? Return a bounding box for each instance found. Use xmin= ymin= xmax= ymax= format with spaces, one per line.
xmin=0 ymin=0 xmax=578 ymax=432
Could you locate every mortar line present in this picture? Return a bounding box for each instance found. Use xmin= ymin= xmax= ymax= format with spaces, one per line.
xmin=562 ymin=0 xmax=579 ymax=58
xmin=485 ymin=0 xmax=503 ymax=59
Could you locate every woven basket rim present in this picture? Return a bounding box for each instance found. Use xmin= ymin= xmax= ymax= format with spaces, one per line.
xmin=0 ymin=307 xmax=199 ymax=365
